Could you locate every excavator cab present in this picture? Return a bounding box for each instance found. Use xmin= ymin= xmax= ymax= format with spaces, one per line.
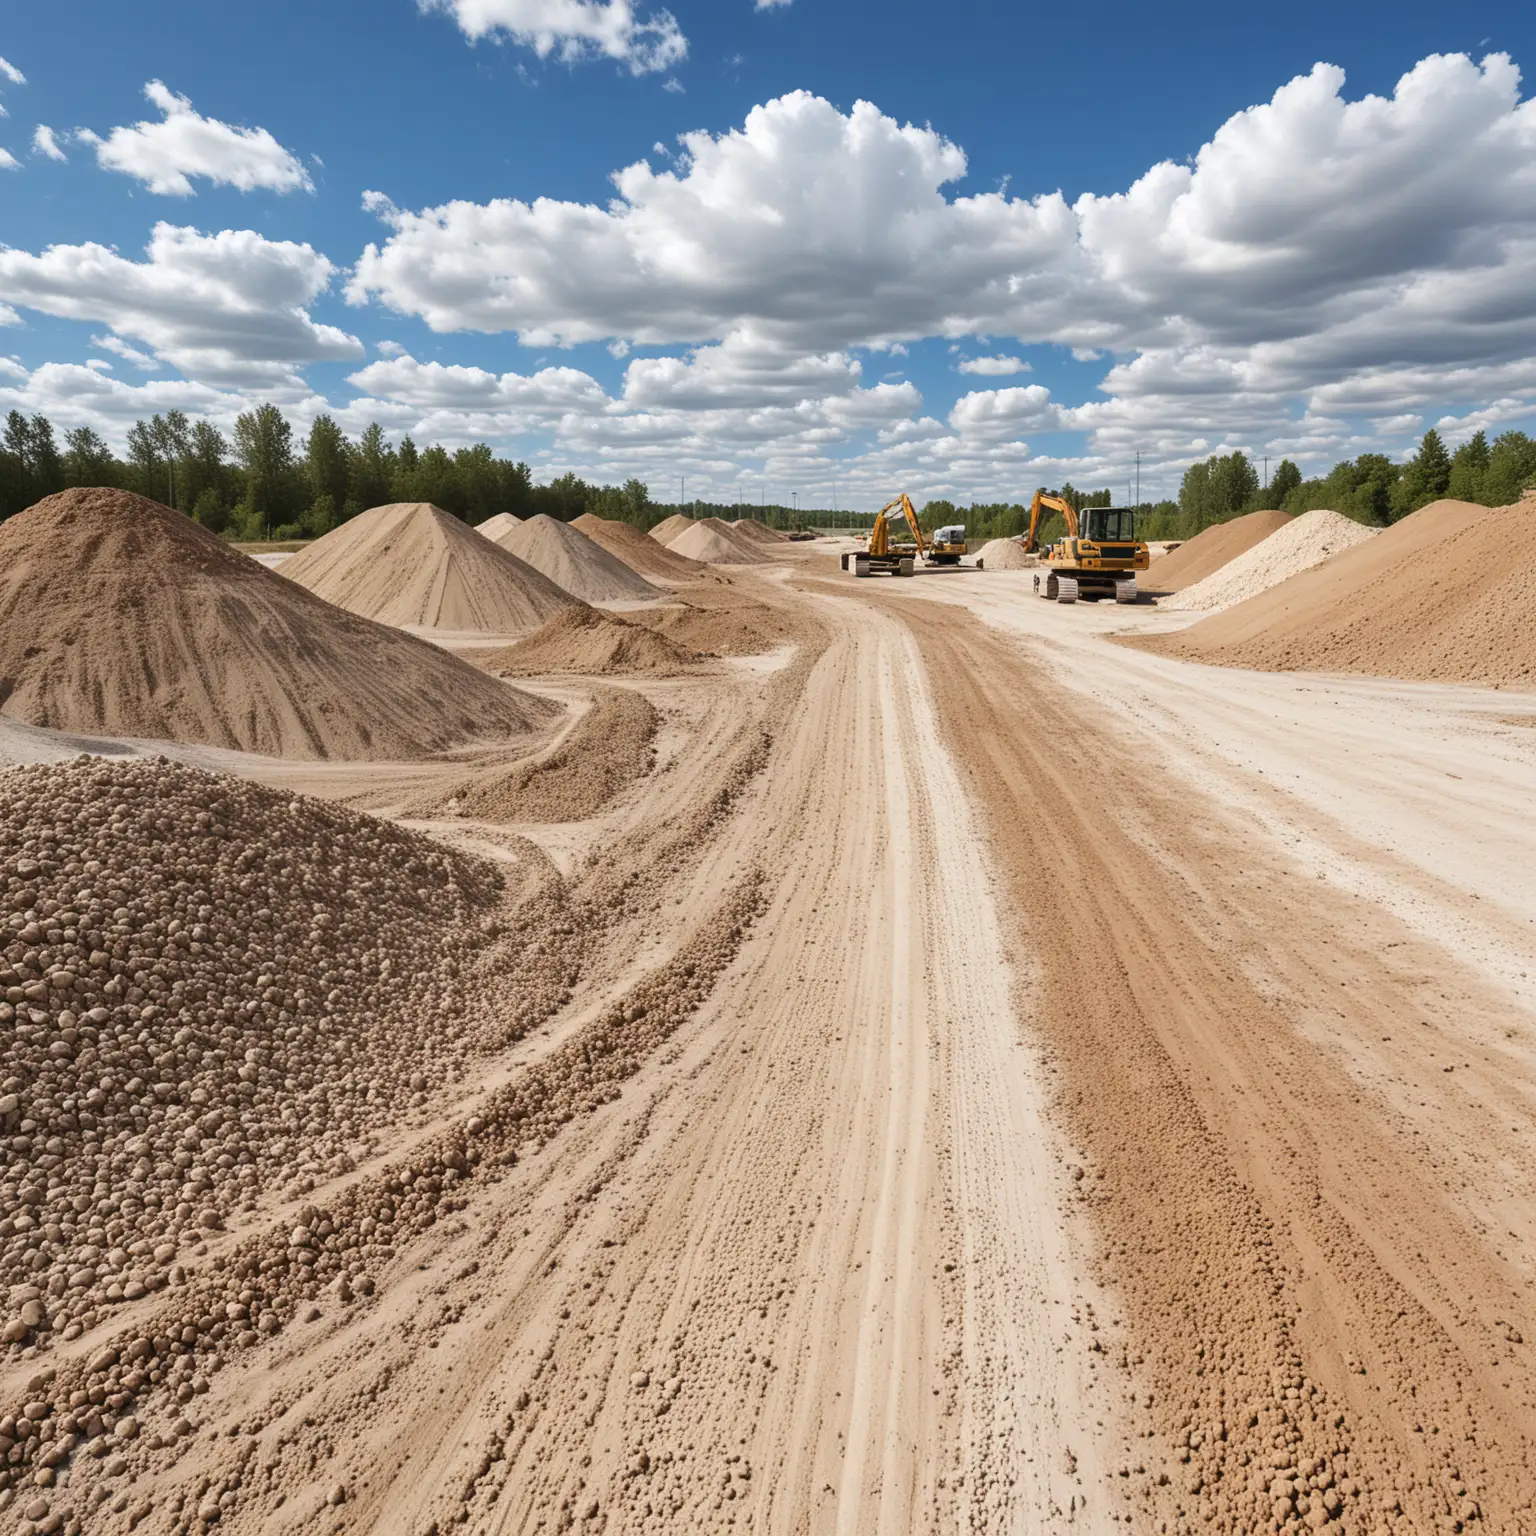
xmin=1022 ymin=490 xmax=1149 ymax=605
xmin=1080 ymin=507 xmax=1137 ymax=543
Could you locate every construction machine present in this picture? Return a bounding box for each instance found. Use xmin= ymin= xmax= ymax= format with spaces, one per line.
xmin=928 ymin=523 xmax=967 ymax=564
xmin=1023 ymin=489 xmax=1148 ymax=604
xmin=839 ymin=493 xmax=927 ymax=577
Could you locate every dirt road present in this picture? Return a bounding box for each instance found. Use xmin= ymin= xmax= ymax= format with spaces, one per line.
xmin=8 ymin=556 xmax=1536 ymax=1534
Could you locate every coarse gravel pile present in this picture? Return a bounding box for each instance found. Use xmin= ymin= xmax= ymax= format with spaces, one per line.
xmin=1144 ymin=510 xmax=1293 ymax=592
xmin=667 ymin=520 xmax=771 ymax=566
xmin=475 ymin=513 xmax=522 ymax=542
xmin=1165 ymin=510 xmax=1378 ymax=612
xmin=470 ymin=608 xmax=709 ymax=677
xmin=648 ymin=514 xmax=697 ymax=545
xmin=571 ymin=514 xmax=711 ymax=584
xmin=976 ymin=538 xmax=1034 ymax=570
xmin=281 ymin=503 xmax=581 ymax=633
xmin=0 ymin=756 xmax=507 ymax=1353
xmin=492 ymin=515 xmax=661 ymax=605
xmin=0 ymin=489 xmax=554 ymax=761
xmin=1136 ymin=498 xmax=1536 ymax=687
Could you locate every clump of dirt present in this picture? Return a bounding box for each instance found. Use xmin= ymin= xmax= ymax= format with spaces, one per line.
xmin=446 ymin=688 xmax=659 ymax=824
xmin=975 ymin=537 xmax=1036 ymax=570
xmin=0 ymin=756 xmax=508 ymax=1349
xmin=475 ymin=512 xmax=522 ymax=541
xmin=629 ymin=598 xmax=795 ymax=656
xmin=572 ymin=514 xmax=713 ymax=584
xmin=0 ymin=489 xmax=555 ymax=760
xmin=668 ymin=519 xmax=772 ymax=565
xmin=468 ymin=608 xmax=710 ymax=677
xmin=492 ymin=515 xmax=661 ymax=604
xmin=1166 ymin=509 xmax=1378 ymax=612
xmin=1144 ymin=509 xmax=1292 ymax=591
xmin=1134 ymin=498 xmax=1536 ymax=687
xmin=281 ymin=502 xmax=582 ymax=632
xmin=648 ymin=514 xmax=697 ymax=545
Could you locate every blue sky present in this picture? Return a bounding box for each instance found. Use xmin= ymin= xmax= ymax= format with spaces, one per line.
xmin=2 ymin=0 xmax=1534 ymax=507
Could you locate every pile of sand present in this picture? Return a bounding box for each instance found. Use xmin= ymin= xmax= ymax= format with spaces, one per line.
xmin=732 ymin=518 xmax=787 ymax=544
xmin=976 ymin=538 xmax=1035 ymax=570
xmin=572 ymin=513 xmax=711 ymax=583
xmin=668 ymin=518 xmax=772 ymax=566
xmin=1166 ymin=510 xmax=1379 ymax=612
xmin=649 ymin=514 xmax=697 ymax=544
xmin=492 ymin=514 xmax=661 ymax=604
xmin=1139 ymin=499 xmax=1536 ymax=687
xmin=475 ymin=512 xmax=522 ymax=541
xmin=282 ymin=502 xmax=580 ymax=632
xmin=0 ymin=756 xmax=506 ymax=1344
xmin=0 ymin=489 xmax=555 ymax=760
xmin=469 ymin=607 xmax=709 ymax=677
xmin=1144 ymin=510 xmax=1293 ymax=591
xmin=630 ymin=598 xmax=794 ymax=656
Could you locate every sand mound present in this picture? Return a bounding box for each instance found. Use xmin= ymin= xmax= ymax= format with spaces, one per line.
xmin=0 ymin=756 xmax=507 ymax=1342
xmin=731 ymin=518 xmax=788 ymax=544
xmin=630 ymin=599 xmax=794 ymax=656
xmin=1166 ymin=510 xmax=1379 ymax=612
xmin=469 ymin=607 xmax=709 ymax=677
xmin=572 ymin=513 xmax=711 ymax=583
xmin=668 ymin=519 xmax=772 ymax=565
xmin=0 ymin=489 xmax=555 ymax=760
xmin=649 ymin=514 xmax=697 ymax=544
xmin=493 ymin=514 xmax=661 ymax=604
xmin=475 ymin=512 xmax=522 ymax=541
xmin=282 ymin=502 xmax=581 ymax=632
xmin=1139 ymin=499 xmax=1536 ymax=687
xmin=1144 ymin=510 xmax=1293 ymax=591
xmin=976 ymin=538 xmax=1035 ymax=570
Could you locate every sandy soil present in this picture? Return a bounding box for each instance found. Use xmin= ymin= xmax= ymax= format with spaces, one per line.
xmin=3 ymin=548 xmax=1535 ymax=1534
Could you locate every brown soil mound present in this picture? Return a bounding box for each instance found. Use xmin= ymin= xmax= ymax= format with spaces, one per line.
xmin=649 ymin=513 xmax=696 ymax=544
xmin=1144 ymin=509 xmax=1292 ymax=591
xmin=0 ymin=489 xmax=555 ymax=760
xmin=573 ymin=513 xmax=711 ymax=583
xmin=668 ymin=519 xmax=772 ymax=565
xmin=731 ymin=518 xmax=787 ymax=544
xmin=449 ymin=688 xmax=658 ymax=823
xmin=630 ymin=598 xmax=794 ymax=655
xmin=976 ymin=537 xmax=1035 ymax=570
xmin=0 ymin=755 xmax=507 ymax=1339
xmin=492 ymin=514 xmax=661 ymax=604
xmin=475 ymin=512 xmax=522 ymax=541
xmin=468 ymin=607 xmax=709 ymax=677
xmin=1135 ymin=498 xmax=1536 ymax=687
xmin=282 ymin=502 xmax=581 ymax=632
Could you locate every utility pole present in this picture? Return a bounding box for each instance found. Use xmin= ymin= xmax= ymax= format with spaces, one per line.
xmin=1263 ymin=456 xmax=1269 ymax=491
xmin=679 ymin=475 xmax=684 ymax=510
xmin=1135 ymin=450 xmax=1140 ymax=508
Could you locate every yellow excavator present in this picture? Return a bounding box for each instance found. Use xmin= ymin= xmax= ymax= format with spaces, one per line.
xmin=840 ymin=493 xmax=928 ymax=577
xmin=1023 ymin=489 xmax=1148 ymax=604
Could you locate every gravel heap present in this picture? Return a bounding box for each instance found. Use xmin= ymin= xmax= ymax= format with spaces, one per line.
xmin=975 ymin=538 xmax=1034 ymax=570
xmin=730 ymin=519 xmax=787 ymax=544
xmin=648 ymin=515 xmax=697 ymax=545
xmin=471 ymin=608 xmax=708 ymax=677
xmin=666 ymin=520 xmax=771 ymax=566
xmin=571 ymin=515 xmax=710 ymax=584
xmin=475 ymin=513 xmax=522 ymax=541
xmin=0 ymin=757 xmax=505 ymax=1353
xmin=629 ymin=600 xmax=795 ymax=656
xmin=1144 ymin=510 xmax=1292 ymax=592
xmin=1166 ymin=509 xmax=1378 ymax=612
xmin=492 ymin=515 xmax=661 ymax=604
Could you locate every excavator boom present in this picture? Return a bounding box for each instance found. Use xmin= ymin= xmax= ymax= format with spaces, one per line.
xmin=1023 ymin=487 xmax=1149 ymax=606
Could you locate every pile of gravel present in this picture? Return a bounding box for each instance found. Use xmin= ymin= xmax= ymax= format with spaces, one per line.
xmin=0 ymin=756 xmax=506 ymax=1353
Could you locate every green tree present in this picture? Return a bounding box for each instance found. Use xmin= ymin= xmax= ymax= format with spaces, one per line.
xmin=304 ymin=415 xmax=351 ymax=514
xmin=1390 ymin=429 xmax=1451 ymax=520
xmin=390 ymin=436 xmax=420 ymax=501
xmin=233 ymin=403 xmax=300 ymax=536
xmin=182 ymin=421 xmax=231 ymax=513
xmin=347 ymin=423 xmax=394 ymax=514
xmin=409 ymin=443 xmax=460 ymax=513
xmin=1267 ymin=459 xmax=1301 ymax=506
xmin=1484 ymin=431 xmax=1536 ymax=506
xmin=191 ymin=485 xmax=230 ymax=535
xmin=1448 ymin=430 xmax=1491 ymax=504
xmin=62 ymin=426 xmax=117 ymax=487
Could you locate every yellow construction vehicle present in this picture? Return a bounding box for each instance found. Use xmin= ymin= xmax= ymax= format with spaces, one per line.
xmin=928 ymin=522 xmax=967 ymax=564
xmin=840 ymin=493 xmax=927 ymax=577
xmin=1023 ymin=489 xmax=1148 ymax=604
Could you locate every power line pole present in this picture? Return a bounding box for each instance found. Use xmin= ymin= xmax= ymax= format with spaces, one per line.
xmin=1135 ymin=450 xmax=1140 ymax=508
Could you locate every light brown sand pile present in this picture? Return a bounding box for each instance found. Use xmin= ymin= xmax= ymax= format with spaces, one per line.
xmin=630 ymin=599 xmax=794 ymax=655
xmin=976 ymin=537 xmax=1034 ymax=570
xmin=448 ymin=688 xmax=658 ymax=823
xmin=282 ymin=502 xmax=581 ymax=632
xmin=572 ymin=513 xmax=711 ymax=583
xmin=492 ymin=514 xmax=661 ymax=604
xmin=469 ymin=607 xmax=709 ymax=677
xmin=1167 ymin=509 xmax=1378 ymax=612
xmin=0 ymin=489 xmax=555 ymax=760
xmin=1139 ymin=499 xmax=1536 ymax=686
xmin=1144 ymin=509 xmax=1293 ymax=591
xmin=475 ymin=512 xmax=522 ymax=541
xmin=0 ymin=756 xmax=507 ymax=1346
xmin=649 ymin=514 xmax=697 ymax=544
xmin=668 ymin=519 xmax=772 ymax=565
xmin=731 ymin=518 xmax=787 ymax=544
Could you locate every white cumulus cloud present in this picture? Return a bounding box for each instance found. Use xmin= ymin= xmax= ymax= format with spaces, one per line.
xmin=420 ymin=0 xmax=686 ymax=75
xmin=32 ymin=124 xmax=65 ymax=162
xmin=0 ymin=148 xmax=17 ymax=172
xmin=77 ymin=81 xmax=312 ymax=196
xmin=958 ymin=355 xmax=1029 ymax=375
xmin=0 ymin=57 xmax=23 ymax=86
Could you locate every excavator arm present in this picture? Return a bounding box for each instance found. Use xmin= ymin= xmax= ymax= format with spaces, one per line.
xmin=1022 ymin=489 xmax=1078 ymax=553
xmin=895 ymin=493 xmax=929 ymax=559
xmin=868 ymin=494 xmax=930 ymax=558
